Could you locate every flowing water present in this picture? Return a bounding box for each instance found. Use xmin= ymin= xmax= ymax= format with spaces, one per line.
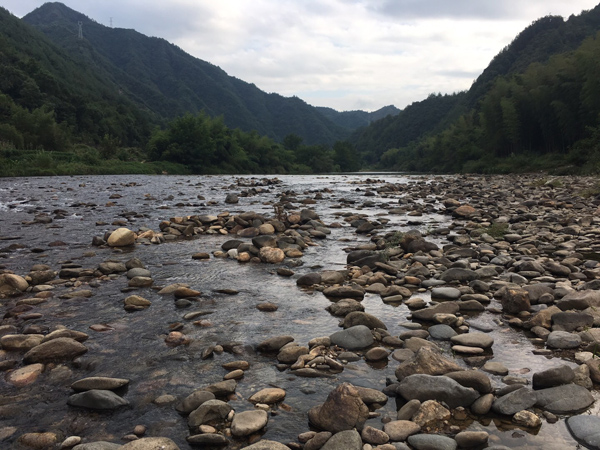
xmin=0 ymin=174 xmax=593 ymax=449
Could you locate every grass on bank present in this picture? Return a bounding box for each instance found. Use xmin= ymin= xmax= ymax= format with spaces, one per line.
xmin=0 ymin=146 xmax=190 ymax=177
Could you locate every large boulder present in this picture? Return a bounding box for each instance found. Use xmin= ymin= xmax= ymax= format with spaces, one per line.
xmin=308 ymin=383 xmax=369 ymax=433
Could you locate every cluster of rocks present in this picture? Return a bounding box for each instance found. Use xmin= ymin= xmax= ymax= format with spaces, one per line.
xmin=91 ymin=208 xmax=333 ymax=266
xmin=3 ymin=174 xmax=600 ymax=450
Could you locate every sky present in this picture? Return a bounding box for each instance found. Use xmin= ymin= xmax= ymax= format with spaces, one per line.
xmin=3 ymin=0 xmax=599 ymax=112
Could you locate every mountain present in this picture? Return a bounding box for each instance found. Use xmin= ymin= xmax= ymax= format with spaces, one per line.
xmin=22 ymin=2 xmax=359 ymax=145
xmin=0 ymin=5 xmax=153 ymax=150
xmin=351 ymin=4 xmax=600 ymax=167
xmin=316 ymin=105 xmax=400 ymax=130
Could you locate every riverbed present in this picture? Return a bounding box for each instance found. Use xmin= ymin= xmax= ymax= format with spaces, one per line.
xmin=1 ymin=173 xmax=599 ymax=449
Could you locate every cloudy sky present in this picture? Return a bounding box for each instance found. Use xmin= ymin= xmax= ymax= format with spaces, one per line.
xmin=3 ymin=0 xmax=599 ymax=111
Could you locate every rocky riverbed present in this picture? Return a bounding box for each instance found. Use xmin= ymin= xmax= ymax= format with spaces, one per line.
xmin=1 ymin=173 xmax=600 ymax=450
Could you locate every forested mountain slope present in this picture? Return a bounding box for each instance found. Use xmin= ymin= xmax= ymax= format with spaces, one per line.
xmin=352 ymin=4 xmax=600 ymax=172
xmin=23 ymin=2 xmax=356 ymax=145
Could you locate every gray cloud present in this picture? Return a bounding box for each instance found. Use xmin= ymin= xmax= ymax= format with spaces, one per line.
xmin=2 ymin=0 xmax=599 ymax=111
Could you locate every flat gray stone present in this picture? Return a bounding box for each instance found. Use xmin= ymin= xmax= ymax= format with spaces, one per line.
xmin=188 ymin=399 xmax=232 ymax=428
xmin=408 ymin=434 xmax=457 ymax=450
xmin=450 ymin=332 xmax=493 ymax=349
xmin=68 ymin=390 xmax=129 ymax=410
xmin=428 ymin=324 xmax=457 ymax=340
xmin=330 ymin=325 xmax=374 ymax=350
xmin=491 ymin=387 xmax=537 ymax=415
xmin=397 ymin=374 xmax=479 ymax=408
xmin=546 ymin=331 xmax=582 ymax=349
xmin=535 ymin=383 xmax=594 ymax=414
xmin=567 ymin=415 xmax=600 ymax=450
xmin=231 ymin=410 xmax=268 ymax=437
xmin=532 ymin=365 xmax=575 ymax=390
xmin=320 ymin=430 xmax=362 ymax=450
xmin=411 ymin=302 xmax=459 ymax=321
xmin=431 ymin=287 xmax=461 ymax=300
xmin=439 ymin=268 xmax=479 ymax=283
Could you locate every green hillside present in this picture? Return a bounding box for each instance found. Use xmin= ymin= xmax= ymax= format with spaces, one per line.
xmin=23 ymin=2 xmax=352 ymax=145
xmin=352 ymin=4 xmax=600 ymax=173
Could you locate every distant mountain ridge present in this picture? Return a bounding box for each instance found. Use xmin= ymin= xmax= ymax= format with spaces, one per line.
xmin=23 ymin=2 xmax=392 ymax=145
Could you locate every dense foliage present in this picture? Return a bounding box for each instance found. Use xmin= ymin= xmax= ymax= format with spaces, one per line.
xmin=0 ymin=6 xmax=154 ymax=152
xmin=148 ymin=113 xmax=361 ymax=174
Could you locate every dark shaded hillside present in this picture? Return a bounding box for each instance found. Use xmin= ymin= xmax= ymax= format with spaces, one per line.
xmin=23 ymin=2 xmax=354 ymax=145
xmin=352 ymin=93 xmax=465 ymax=164
xmin=0 ymin=6 xmax=153 ymax=149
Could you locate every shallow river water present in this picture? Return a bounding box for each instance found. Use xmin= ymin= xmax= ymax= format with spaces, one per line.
xmin=0 ymin=174 xmax=595 ymax=449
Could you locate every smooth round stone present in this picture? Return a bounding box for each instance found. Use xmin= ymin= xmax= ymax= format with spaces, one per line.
xmin=383 ymin=421 xmax=421 ymax=442
xmin=405 ymin=298 xmax=427 ymax=309
xmin=338 ymin=351 xmax=361 ymax=362
xmin=471 ymin=393 xmax=494 ymax=415
xmin=187 ymin=433 xmax=228 ymax=446
xmin=224 ymin=369 xmax=244 ymax=380
xmin=450 ymin=332 xmax=494 ymax=349
xmin=428 ymin=324 xmax=457 ymax=340
xmin=126 ymin=268 xmax=151 ymax=279
xmin=452 ymin=345 xmax=484 ymax=354
xmin=365 ymin=347 xmax=390 ymax=361
xmin=431 ymin=287 xmax=461 ymax=300
xmin=330 ymin=325 xmax=374 ymax=350
xmin=128 ymin=276 xmax=153 ymax=287
xmin=257 ymin=302 xmax=278 ymax=312
xmin=483 ymin=361 xmax=509 ymax=376
xmin=18 ymin=433 xmax=58 ymax=449
xmin=546 ymin=331 xmax=582 ymax=349
xmin=567 ymin=415 xmax=600 ymax=450
xmin=6 ymin=363 xmax=44 ymax=387
xmin=231 ymin=410 xmax=268 ymax=437
xmin=455 ymin=431 xmax=489 ymax=448
xmin=249 ymin=388 xmax=286 ymax=404
xmin=407 ymin=433 xmax=457 ymax=450
xmin=391 ymin=349 xmax=415 ymax=362
xmin=222 ymin=360 xmax=250 ymax=370
xmin=121 ymin=438 xmax=179 ymax=449
xmin=68 ymin=389 xmax=129 ymax=410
